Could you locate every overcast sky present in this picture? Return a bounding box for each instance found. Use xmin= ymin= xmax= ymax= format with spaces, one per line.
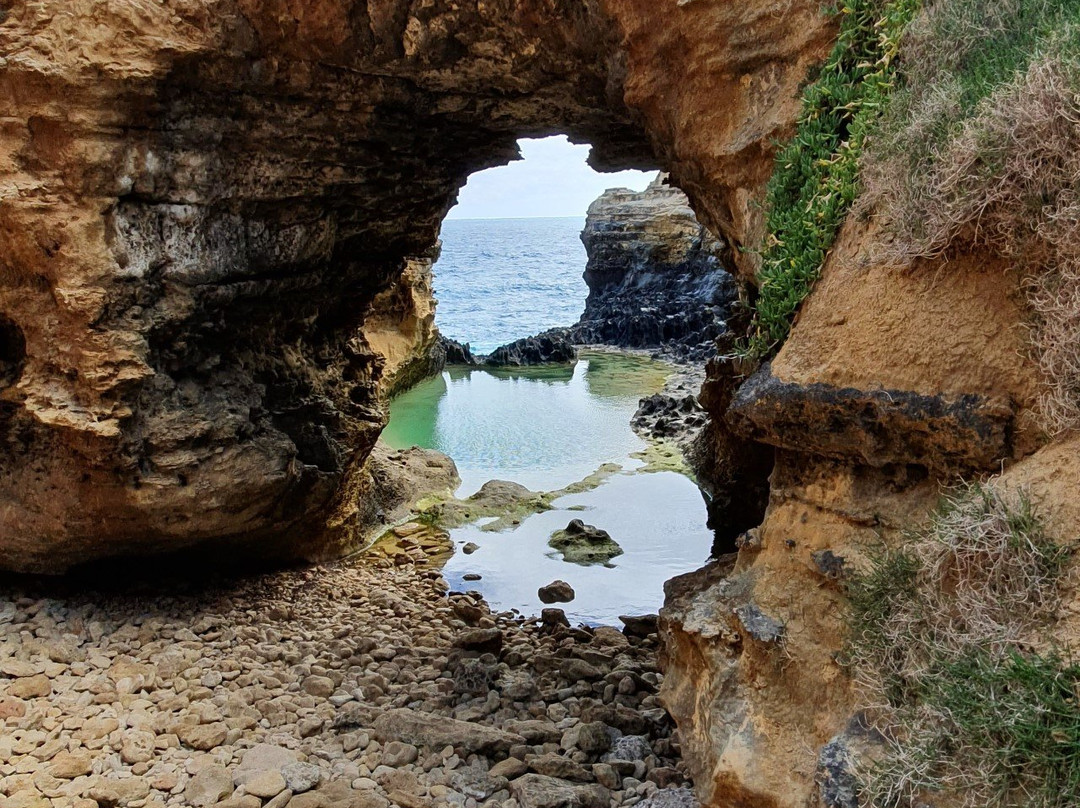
xmin=446 ymin=136 xmax=656 ymax=220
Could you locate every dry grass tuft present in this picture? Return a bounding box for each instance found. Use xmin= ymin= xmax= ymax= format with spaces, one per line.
xmin=859 ymin=0 xmax=1080 ymax=433
xmin=847 ymin=483 xmax=1077 ymax=807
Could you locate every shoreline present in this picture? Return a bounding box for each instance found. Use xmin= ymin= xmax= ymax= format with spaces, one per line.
xmin=0 ymin=548 xmax=696 ymax=808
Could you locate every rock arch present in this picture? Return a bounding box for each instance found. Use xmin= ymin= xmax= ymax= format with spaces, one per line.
xmin=0 ymin=0 xmax=833 ymax=572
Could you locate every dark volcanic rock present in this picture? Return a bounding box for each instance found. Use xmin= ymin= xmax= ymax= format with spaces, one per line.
xmin=728 ymin=363 xmax=1016 ymax=472
xmin=572 ymin=176 xmax=738 ymax=362
xmin=484 ymin=328 xmax=577 ymax=367
xmin=440 ymin=336 xmax=478 ymax=366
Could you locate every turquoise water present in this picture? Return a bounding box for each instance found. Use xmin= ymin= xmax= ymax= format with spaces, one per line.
xmin=434 ymin=217 xmax=588 ymax=354
xmin=383 ymin=352 xmax=715 ymax=624
xmin=383 ymin=352 xmax=670 ymax=495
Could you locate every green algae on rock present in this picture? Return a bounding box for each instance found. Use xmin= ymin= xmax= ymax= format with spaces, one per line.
xmin=548 ymin=519 xmax=625 ymax=566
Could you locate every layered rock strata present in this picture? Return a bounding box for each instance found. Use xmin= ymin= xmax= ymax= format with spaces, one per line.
xmin=0 ymin=0 xmax=834 ymax=571
xmin=364 ymin=255 xmax=443 ymax=398
xmin=575 ymin=176 xmax=737 ymax=362
xmin=659 ymin=220 xmax=1052 ymax=807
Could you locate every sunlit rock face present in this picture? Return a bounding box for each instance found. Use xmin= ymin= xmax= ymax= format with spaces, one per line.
xmin=0 ymin=0 xmax=833 ymax=571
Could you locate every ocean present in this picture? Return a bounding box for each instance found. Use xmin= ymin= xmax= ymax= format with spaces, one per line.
xmin=434 ymin=217 xmax=589 ymax=354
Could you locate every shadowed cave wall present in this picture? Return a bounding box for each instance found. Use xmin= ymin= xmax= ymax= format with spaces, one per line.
xmin=0 ymin=0 xmax=833 ymax=572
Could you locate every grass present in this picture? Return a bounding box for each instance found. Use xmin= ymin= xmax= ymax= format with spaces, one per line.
xmin=742 ymin=0 xmax=920 ymax=359
xmin=845 ymin=483 xmax=1077 ymax=807
xmin=858 ymin=0 xmax=1080 ymax=433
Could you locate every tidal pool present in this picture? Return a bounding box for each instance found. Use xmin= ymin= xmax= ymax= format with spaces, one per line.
xmin=382 ymin=351 xmax=716 ymax=625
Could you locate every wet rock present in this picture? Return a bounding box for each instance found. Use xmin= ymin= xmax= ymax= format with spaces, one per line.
xmin=462 ymin=542 xmax=480 ymax=554
xmin=538 ymin=581 xmax=576 ymax=604
xmin=619 ymin=614 xmax=659 ymax=638
xmin=541 ymin=608 xmax=571 ymax=630
xmin=574 ymin=176 xmax=737 ymax=362
xmin=548 ymin=520 xmax=624 ymax=565
xmin=484 ymin=329 xmax=577 ymax=366
xmin=440 ymin=336 xmax=477 ymax=366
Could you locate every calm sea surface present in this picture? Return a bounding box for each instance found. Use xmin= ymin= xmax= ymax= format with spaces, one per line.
xmin=435 ymin=217 xmax=588 ymax=354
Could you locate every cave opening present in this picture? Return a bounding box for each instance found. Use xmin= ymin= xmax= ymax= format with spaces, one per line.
xmin=376 ymin=136 xmax=732 ymax=624
xmin=0 ymin=316 xmax=25 ymax=391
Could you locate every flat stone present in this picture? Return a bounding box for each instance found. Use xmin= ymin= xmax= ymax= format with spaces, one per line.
xmin=489 ymin=757 xmax=529 ymax=780
xmin=88 ymin=777 xmax=151 ymax=807
xmin=185 ymin=764 xmax=234 ymax=807
xmin=47 ymin=750 xmax=94 ymax=779
xmin=454 ymin=628 xmax=503 ymax=654
xmin=244 ymin=770 xmax=287 ymax=799
xmin=178 ymin=722 xmax=229 ymax=751
xmin=236 ymin=743 xmax=300 ymax=777
xmin=8 ymin=673 xmax=51 ymax=698
xmin=618 ymin=614 xmax=659 ymax=637
xmin=373 ymin=708 xmax=524 ymax=755
xmin=510 ymin=774 xmax=609 ymax=808
xmin=0 ymin=659 xmax=44 ymax=677
xmin=728 ymin=363 xmax=1015 ymax=472
xmin=528 ymin=753 xmax=593 ymax=782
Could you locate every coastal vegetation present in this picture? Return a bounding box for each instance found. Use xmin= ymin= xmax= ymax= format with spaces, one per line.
xmin=743 ymin=0 xmax=919 ymax=358
xmin=846 ymin=484 xmax=1078 ymax=807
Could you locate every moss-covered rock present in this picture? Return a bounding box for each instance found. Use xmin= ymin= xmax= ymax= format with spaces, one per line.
xmin=547 ymin=519 xmax=624 ymax=565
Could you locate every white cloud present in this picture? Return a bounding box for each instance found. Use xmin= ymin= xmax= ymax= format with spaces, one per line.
xmin=446 ymin=135 xmax=656 ymax=220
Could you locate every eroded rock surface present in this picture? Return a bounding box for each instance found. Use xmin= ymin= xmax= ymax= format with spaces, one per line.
xmin=574 ymin=176 xmax=737 ymax=362
xmin=0 ymin=0 xmax=834 ymax=571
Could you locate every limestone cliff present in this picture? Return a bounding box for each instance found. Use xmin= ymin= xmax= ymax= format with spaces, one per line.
xmin=575 ymin=175 xmax=737 ymax=362
xmin=657 ymin=214 xmax=1060 ymax=807
xmin=0 ymin=0 xmax=833 ymax=571
xmin=364 ymin=254 xmax=443 ymax=398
